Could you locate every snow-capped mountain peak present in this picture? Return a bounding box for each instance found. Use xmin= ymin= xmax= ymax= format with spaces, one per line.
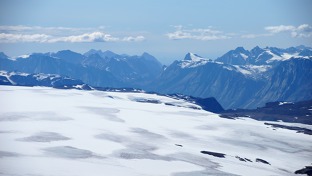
xmin=179 ymin=53 xmax=210 ymax=68
xmin=184 ymin=52 xmax=205 ymax=61
xmin=216 ymin=45 xmax=312 ymax=65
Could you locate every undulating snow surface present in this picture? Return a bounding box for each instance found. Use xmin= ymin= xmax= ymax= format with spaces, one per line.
xmin=0 ymin=86 xmax=311 ymax=176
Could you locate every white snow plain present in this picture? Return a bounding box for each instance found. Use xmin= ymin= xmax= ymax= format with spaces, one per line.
xmin=0 ymin=86 xmax=311 ymax=176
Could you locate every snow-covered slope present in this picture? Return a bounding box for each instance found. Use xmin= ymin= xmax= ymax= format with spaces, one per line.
xmin=0 ymin=71 xmax=92 ymax=90
xmin=0 ymin=86 xmax=311 ymax=176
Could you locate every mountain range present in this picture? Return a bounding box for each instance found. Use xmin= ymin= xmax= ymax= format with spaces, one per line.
xmin=0 ymin=50 xmax=162 ymax=89
xmin=154 ymin=46 xmax=312 ymax=109
xmin=0 ymin=45 xmax=311 ymax=109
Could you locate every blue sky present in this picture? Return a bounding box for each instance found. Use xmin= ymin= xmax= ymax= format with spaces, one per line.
xmin=0 ymin=0 xmax=311 ymax=64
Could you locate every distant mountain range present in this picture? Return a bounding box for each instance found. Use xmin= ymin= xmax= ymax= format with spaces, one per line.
xmin=1 ymin=45 xmax=311 ymax=109
xmin=0 ymin=50 xmax=162 ymax=89
xmin=154 ymin=45 xmax=312 ymax=109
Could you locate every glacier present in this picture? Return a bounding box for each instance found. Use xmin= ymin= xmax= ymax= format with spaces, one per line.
xmin=0 ymin=86 xmax=311 ymax=176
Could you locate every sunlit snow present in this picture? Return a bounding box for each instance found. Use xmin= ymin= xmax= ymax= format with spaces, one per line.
xmin=0 ymin=86 xmax=311 ymax=176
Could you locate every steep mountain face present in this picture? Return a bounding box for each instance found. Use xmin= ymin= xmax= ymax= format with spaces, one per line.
xmin=153 ymin=53 xmax=266 ymax=109
xmin=216 ymin=47 xmax=250 ymax=65
xmin=165 ymin=94 xmax=224 ymax=113
xmin=251 ymin=58 xmax=312 ymax=106
xmin=154 ymin=46 xmax=312 ymax=109
xmin=0 ymin=52 xmax=8 ymax=59
xmin=0 ymin=50 xmax=163 ymax=88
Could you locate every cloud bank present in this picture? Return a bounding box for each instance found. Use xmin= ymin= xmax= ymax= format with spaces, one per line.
xmin=49 ymin=32 xmax=145 ymax=43
xmin=0 ymin=26 xmax=145 ymax=43
xmin=242 ymin=24 xmax=312 ymax=39
xmin=0 ymin=33 xmax=50 ymax=43
xmin=166 ymin=26 xmax=230 ymax=41
xmin=265 ymin=24 xmax=312 ymax=38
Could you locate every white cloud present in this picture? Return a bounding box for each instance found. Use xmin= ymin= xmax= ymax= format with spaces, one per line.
xmin=0 ymin=25 xmax=35 ymax=31
xmin=297 ymin=24 xmax=312 ymax=32
xmin=264 ymin=24 xmax=312 ymax=38
xmin=0 ymin=33 xmax=51 ymax=43
xmin=241 ymin=33 xmax=273 ymax=39
xmin=241 ymin=24 xmax=312 ymax=39
xmin=0 ymin=25 xmax=88 ymax=32
xmin=122 ymin=35 xmax=145 ymax=42
xmin=264 ymin=25 xmax=296 ymax=33
xmin=166 ymin=26 xmax=230 ymax=41
xmin=49 ymin=32 xmax=119 ymax=43
xmin=0 ymin=25 xmax=146 ymax=43
xmin=240 ymin=34 xmax=257 ymax=39
xmin=52 ymin=32 xmax=145 ymax=43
